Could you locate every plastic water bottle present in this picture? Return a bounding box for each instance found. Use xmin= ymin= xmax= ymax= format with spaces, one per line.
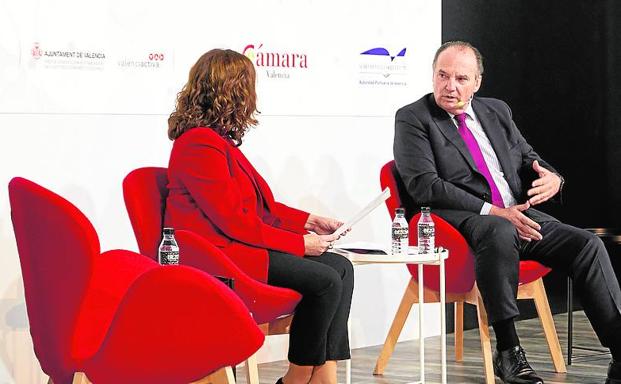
xmin=417 ymin=207 xmax=435 ymax=255
xmin=392 ymin=208 xmax=409 ymax=255
xmin=158 ymin=227 xmax=180 ymax=265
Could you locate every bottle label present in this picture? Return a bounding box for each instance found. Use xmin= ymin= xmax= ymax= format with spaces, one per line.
xmin=392 ymin=226 xmax=409 ymax=254
xmin=417 ymin=223 xmax=435 ymax=254
xmin=418 ymin=225 xmax=435 ymax=238
xmin=159 ymin=249 xmax=179 ymax=265
xmin=392 ymin=227 xmax=408 ymax=238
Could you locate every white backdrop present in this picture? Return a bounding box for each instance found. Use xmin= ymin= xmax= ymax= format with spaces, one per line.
xmin=0 ymin=0 xmax=440 ymax=382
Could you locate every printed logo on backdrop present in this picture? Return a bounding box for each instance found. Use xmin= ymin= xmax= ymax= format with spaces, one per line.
xmin=117 ymin=51 xmax=172 ymax=71
xmin=243 ymin=43 xmax=308 ymax=80
xmin=358 ymin=47 xmax=408 ymax=87
xmin=31 ymin=42 xmax=43 ymax=60
xmin=29 ymin=42 xmax=106 ymax=70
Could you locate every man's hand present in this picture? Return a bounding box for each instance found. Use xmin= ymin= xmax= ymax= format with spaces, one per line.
xmin=527 ymin=160 xmax=562 ymax=206
xmin=489 ymin=202 xmax=542 ymax=241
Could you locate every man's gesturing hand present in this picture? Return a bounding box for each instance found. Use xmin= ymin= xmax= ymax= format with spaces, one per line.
xmin=489 ymin=202 xmax=542 ymax=241
xmin=527 ymin=160 xmax=562 ymax=206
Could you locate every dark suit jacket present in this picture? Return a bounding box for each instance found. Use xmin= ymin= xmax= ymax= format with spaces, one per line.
xmin=164 ymin=127 xmax=310 ymax=283
xmin=394 ymin=93 xmax=559 ymax=229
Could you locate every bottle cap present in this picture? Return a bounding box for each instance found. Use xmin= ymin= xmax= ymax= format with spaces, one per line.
xmin=421 ymin=206 xmax=431 ymax=214
xmin=163 ymin=227 xmax=175 ymax=235
xmin=395 ymin=207 xmax=405 ymax=215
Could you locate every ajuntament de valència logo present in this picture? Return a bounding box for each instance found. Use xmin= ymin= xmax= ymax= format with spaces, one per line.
xmin=30 ymin=41 xmax=106 ymax=70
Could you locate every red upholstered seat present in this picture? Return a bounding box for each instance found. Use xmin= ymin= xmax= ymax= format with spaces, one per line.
xmin=380 ymin=160 xmax=551 ymax=292
xmin=123 ymin=167 xmax=302 ymax=325
xmin=9 ymin=177 xmax=263 ymax=384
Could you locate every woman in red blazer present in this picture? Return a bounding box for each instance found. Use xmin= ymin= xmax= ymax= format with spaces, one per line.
xmin=165 ymin=49 xmax=354 ymax=384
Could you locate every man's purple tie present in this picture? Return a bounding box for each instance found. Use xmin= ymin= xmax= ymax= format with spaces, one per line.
xmin=455 ymin=113 xmax=505 ymax=207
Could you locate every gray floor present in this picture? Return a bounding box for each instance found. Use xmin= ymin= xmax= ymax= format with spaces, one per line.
xmin=249 ymin=311 xmax=611 ymax=384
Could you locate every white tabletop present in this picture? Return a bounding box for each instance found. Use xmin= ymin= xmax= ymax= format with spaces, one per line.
xmin=333 ymin=243 xmax=448 ymax=265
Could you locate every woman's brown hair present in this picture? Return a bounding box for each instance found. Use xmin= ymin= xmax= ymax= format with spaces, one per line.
xmin=168 ymin=49 xmax=258 ymax=144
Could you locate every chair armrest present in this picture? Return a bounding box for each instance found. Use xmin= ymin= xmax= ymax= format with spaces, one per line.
xmin=174 ymin=229 xmax=250 ymax=281
xmin=95 ymin=249 xmax=159 ymax=296
xmin=72 ymin=249 xmax=160 ymax=361
xmin=174 ymin=230 xmax=301 ymax=323
xmin=86 ymin=265 xmax=264 ymax=384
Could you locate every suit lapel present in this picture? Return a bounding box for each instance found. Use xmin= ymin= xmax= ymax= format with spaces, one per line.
xmin=230 ymin=145 xmax=273 ymax=210
xmin=430 ymin=96 xmax=479 ymax=172
xmin=471 ymin=98 xmax=519 ymax=193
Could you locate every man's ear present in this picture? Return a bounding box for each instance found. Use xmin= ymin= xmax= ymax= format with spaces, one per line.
xmin=474 ymin=75 xmax=482 ymax=93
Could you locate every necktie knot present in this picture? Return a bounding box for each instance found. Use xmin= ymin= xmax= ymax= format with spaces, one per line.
xmin=456 ymin=113 xmax=467 ymax=125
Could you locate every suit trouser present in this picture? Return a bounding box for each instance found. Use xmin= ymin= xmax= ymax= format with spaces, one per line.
xmin=460 ymin=215 xmax=621 ymax=349
xmin=267 ymin=251 xmax=354 ymax=366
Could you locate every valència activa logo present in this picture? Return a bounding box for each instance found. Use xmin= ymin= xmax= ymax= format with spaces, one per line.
xmin=242 ymin=43 xmax=308 ymax=79
xmin=117 ymin=51 xmax=170 ymax=70
xmin=358 ymin=46 xmax=408 ymax=87
xmin=29 ymin=41 xmax=106 ymax=70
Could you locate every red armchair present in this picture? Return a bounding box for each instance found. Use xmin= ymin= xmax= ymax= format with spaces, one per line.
xmin=9 ymin=177 xmax=264 ymax=384
xmin=123 ymin=167 xmax=302 ymax=383
xmin=374 ymin=161 xmax=566 ymax=384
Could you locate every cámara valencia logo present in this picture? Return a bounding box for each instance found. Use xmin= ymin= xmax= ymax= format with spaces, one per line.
xmin=242 ymin=43 xmax=308 ymax=79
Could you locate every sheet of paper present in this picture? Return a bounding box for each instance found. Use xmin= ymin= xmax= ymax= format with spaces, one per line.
xmin=333 ymin=241 xmax=389 ymax=255
xmin=333 ymin=188 xmax=391 ymax=237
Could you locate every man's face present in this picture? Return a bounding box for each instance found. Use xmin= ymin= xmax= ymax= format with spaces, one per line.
xmin=432 ymin=46 xmax=482 ymax=115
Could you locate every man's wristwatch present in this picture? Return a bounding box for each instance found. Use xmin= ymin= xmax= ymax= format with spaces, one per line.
xmin=557 ymin=174 xmax=565 ymax=193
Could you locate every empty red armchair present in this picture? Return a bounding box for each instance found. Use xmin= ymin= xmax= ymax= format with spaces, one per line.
xmin=374 ymin=161 xmax=565 ymax=384
xmin=9 ymin=177 xmax=264 ymax=384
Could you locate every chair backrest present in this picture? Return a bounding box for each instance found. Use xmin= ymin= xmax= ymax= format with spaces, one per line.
xmin=123 ymin=167 xmax=169 ymax=260
xmin=8 ymin=177 xmax=100 ymax=379
xmin=380 ymin=160 xmax=416 ymax=221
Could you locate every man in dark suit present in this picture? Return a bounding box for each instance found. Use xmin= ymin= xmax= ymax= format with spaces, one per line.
xmin=394 ymin=41 xmax=621 ymax=384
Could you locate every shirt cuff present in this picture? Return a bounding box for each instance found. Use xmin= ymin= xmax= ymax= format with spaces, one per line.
xmin=480 ymin=202 xmax=492 ymax=215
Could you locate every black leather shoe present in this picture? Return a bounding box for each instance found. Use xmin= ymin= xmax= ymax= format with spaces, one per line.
xmin=606 ymin=359 xmax=621 ymax=384
xmin=275 ymin=378 xmax=283 ymax=384
xmin=493 ymin=345 xmax=544 ymax=384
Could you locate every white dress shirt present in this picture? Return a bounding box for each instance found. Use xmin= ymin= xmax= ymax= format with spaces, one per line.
xmin=448 ymin=103 xmax=517 ymax=214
